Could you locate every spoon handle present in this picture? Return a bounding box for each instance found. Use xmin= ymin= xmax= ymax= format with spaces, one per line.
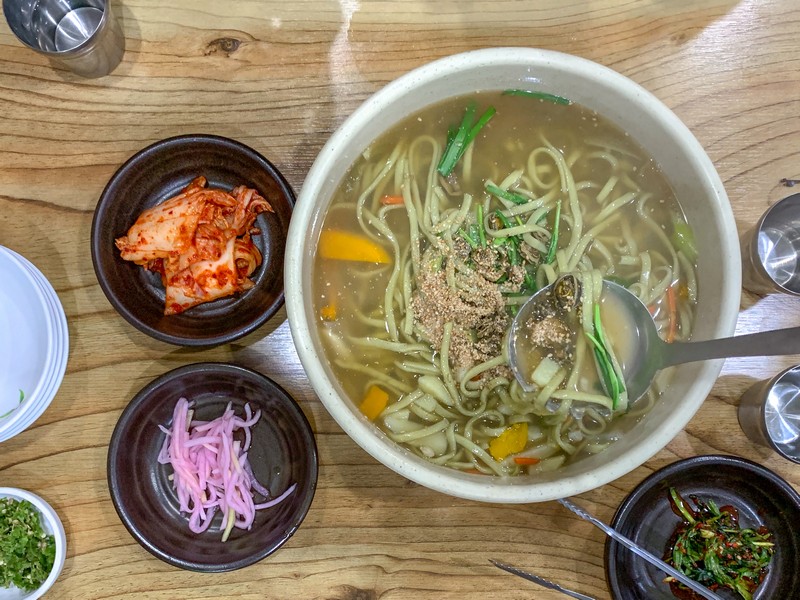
xmin=663 ymin=326 xmax=800 ymax=367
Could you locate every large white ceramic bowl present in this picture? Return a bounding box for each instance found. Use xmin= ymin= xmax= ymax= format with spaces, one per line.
xmin=285 ymin=48 xmax=740 ymax=503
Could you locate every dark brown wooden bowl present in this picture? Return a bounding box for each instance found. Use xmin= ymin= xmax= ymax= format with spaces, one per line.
xmin=605 ymin=455 xmax=800 ymax=599
xmin=107 ymin=363 xmax=318 ymax=572
xmin=91 ymin=134 xmax=294 ymax=346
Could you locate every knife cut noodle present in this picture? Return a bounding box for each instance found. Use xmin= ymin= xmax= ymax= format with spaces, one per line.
xmin=157 ymin=397 xmax=296 ymax=541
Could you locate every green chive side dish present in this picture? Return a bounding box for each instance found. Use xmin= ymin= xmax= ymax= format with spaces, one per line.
xmin=665 ymin=487 xmax=775 ymax=600
xmin=0 ymin=497 xmax=56 ymax=592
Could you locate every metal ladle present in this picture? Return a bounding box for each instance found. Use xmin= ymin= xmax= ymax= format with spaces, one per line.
xmin=508 ymin=278 xmax=800 ymax=403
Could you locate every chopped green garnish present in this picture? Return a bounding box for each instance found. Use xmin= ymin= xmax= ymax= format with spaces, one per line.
xmin=503 ymin=89 xmax=571 ymax=105
xmin=458 ymin=227 xmax=479 ymax=249
xmin=437 ymin=103 xmax=496 ymax=177
xmin=0 ymin=390 xmax=24 ymax=420
xmin=671 ymin=218 xmax=698 ymax=262
xmin=476 ymin=205 xmax=486 ymax=247
xmin=493 ymin=210 xmax=523 ymax=265
xmin=0 ymin=497 xmax=56 ymax=592
xmin=544 ymin=202 xmax=561 ymax=264
xmin=665 ymin=488 xmax=774 ymax=600
xmin=585 ymin=304 xmax=625 ymax=410
xmin=485 ymin=182 xmax=530 ymax=205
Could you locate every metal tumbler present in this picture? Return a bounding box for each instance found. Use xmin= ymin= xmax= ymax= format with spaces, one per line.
xmin=742 ymin=192 xmax=800 ymax=296
xmin=738 ymin=365 xmax=800 ymax=464
xmin=2 ymin=0 xmax=124 ymax=78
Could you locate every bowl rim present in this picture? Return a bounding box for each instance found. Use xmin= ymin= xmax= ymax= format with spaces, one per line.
xmin=604 ymin=454 xmax=800 ymax=598
xmin=106 ymin=362 xmax=319 ymax=572
xmin=285 ymin=47 xmax=741 ymax=503
xmin=0 ymin=487 xmax=67 ymax=600
xmin=0 ymin=247 xmax=69 ymax=442
xmin=90 ymin=133 xmax=295 ymax=347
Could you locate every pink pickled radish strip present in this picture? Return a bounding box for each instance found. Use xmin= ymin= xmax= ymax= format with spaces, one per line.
xmin=157 ymin=397 xmax=296 ymax=541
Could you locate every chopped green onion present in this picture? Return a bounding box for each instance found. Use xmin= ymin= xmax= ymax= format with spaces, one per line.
xmin=671 ymin=218 xmax=698 ymax=262
xmin=545 ymin=202 xmax=561 ymax=264
xmin=458 ymin=227 xmax=479 ymax=249
xmin=494 ymin=209 xmax=514 ymax=230
xmin=666 ymin=487 xmax=775 ymax=600
xmin=437 ymin=103 xmax=496 ymax=176
xmin=503 ymin=89 xmax=571 ymax=105
xmin=476 ymin=205 xmax=486 ymax=247
xmin=523 ymin=270 xmax=537 ymax=294
xmin=669 ymin=487 xmax=696 ymax=524
xmin=485 ymin=182 xmax=530 ymax=205
xmin=586 ymin=304 xmax=625 ymax=410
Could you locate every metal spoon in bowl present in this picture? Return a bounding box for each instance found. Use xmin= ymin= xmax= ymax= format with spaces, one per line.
xmin=508 ymin=277 xmax=800 ymax=403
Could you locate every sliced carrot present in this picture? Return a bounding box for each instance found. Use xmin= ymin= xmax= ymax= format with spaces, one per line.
xmin=359 ymin=385 xmax=389 ymax=421
xmin=320 ymin=301 xmax=337 ymax=321
xmin=666 ymin=283 xmax=678 ymax=343
xmin=488 ymin=422 xmax=528 ymax=461
xmin=513 ymin=456 xmax=541 ymax=466
xmin=380 ymin=195 xmax=405 ymax=206
xmin=318 ymin=229 xmax=391 ymax=264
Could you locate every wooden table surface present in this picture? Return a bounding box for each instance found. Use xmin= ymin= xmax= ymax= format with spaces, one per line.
xmin=1 ymin=0 xmax=799 ymax=598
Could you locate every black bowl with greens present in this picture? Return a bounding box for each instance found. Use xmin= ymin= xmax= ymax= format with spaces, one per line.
xmin=605 ymin=455 xmax=800 ymax=600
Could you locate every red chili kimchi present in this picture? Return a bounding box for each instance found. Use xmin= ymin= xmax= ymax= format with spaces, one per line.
xmin=115 ymin=176 xmax=273 ymax=315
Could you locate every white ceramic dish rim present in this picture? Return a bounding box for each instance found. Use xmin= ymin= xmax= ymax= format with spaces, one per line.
xmin=0 ymin=487 xmax=67 ymax=600
xmin=286 ymin=47 xmax=741 ymax=503
xmin=0 ymin=249 xmax=57 ymax=436
xmin=0 ymin=248 xmax=69 ymax=441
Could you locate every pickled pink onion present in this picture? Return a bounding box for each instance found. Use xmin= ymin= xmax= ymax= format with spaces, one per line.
xmin=157 ymin=397 xmax=296 ymax=541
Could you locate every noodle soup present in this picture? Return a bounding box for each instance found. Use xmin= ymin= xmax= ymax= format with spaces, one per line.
xmin=312 ymin=91 xmax=697 ymax=477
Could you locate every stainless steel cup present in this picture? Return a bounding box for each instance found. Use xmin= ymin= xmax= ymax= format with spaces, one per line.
xmin=742 ymin=192 xmax=800 ymax=295
xmin=2 ymin=0 xmax=124 ymax=78
xmin=738 ymin=365 xmax=800 ymax=464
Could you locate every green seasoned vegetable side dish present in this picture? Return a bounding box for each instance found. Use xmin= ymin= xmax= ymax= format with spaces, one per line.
xmin=664 ymin=487 xmax=775 ymax=600
xmin=0 ymin=497 xmax=56 ymax=592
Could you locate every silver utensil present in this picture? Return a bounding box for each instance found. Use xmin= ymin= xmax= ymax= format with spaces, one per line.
xmin=508 ymin=278 xmax=800 ymax=403
xmin=557 ymin=498 xmax=725 ymax=600
xmin=489 ymin=559 xmax=597 ymax=600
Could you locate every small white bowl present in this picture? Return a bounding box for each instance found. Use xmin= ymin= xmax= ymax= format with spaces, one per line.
xmin=285 ymin=48 xmax=741 ymax=503
xmin=0 ymin=488 xmax=66 ymax=600
xmin=0 ymin=247 xmax=69 ymax=442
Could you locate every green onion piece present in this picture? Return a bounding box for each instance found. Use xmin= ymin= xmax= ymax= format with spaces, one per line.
xmin=458 ymin=227 xmax=479 ymax=249
xmin=669 ymin=488 xmax=696 ymax=524
xmin=437 ymin=103 xmax=476 ymax=177
xmin=671 ymin=218 xmax=698 ymax=262
xmin=476 ymin=205 xmax=486 ymax=247
xmin=523 ymin=270 xmax=537 ymax=294
xmin=586 ymin=335 xmax=619 ymax=409
xmin=494 ymin=209 xmax=514 ymax=230
xmin=587 ymin=306 xmax=625 ymax=410
xmin=545 ymin=202 xmax=561 ymax=264
xmin=503 ymin=89 xmax=571 ymax=105
xmin=485 ymin=182 xmax=529 ymax=205
xmin=437 ymin=103 xmax=496 ymax=176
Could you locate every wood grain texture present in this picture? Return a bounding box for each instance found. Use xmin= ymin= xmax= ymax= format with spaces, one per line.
xmin=1 ymin=0 xmax=799 ymax=598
